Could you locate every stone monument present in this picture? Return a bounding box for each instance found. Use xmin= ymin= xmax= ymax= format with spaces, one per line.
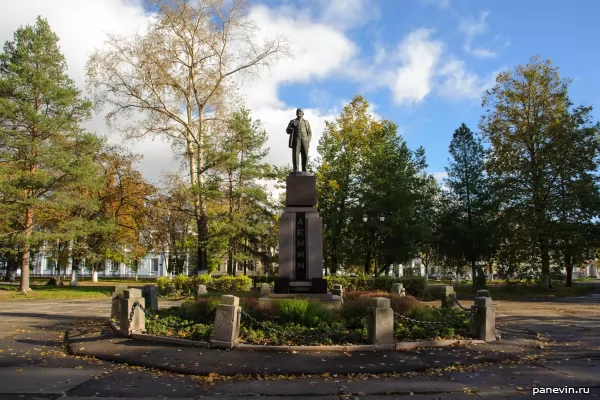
xmin=260 ymin=109 xmax=341 ymax=308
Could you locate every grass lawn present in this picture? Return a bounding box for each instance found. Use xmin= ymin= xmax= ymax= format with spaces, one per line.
xmin=454 ymin=283 xmax=598 ymax=300
xmin=0 ymin=283 xmax=114 ymax=300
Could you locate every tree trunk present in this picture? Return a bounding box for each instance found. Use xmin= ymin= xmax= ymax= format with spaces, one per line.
xmin=471 ymin=257 xmax=477 ymax=292
xmin=540 ymin=236 xmax=551 ymax=288
xmin=330 ymin=237 xmax=338 ymax=275
xmin=196 ymin=214 xmax=209 ymax=272
xmin=92 ymin=265 xmax=99 ymax=283
xmin=565 ymin=255 xmax=573 ymax=287
xmin=364 ymin=250 xmax=372 ymax=276
xmin=19 ymin=206 xmax=34 ymax=293
xmin=70 ymin=268 xmax=78 ymax=286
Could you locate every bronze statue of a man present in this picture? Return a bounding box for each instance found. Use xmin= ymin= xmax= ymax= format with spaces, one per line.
xmin=286 ymin=108 xmax=312 ymax=172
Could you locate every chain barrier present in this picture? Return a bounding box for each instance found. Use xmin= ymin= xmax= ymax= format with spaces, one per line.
xmin=127 ymin=301 xmax=203 ymax=332
xmin=393 ymin=311 xmax=448 ymax=327
xmin=449 ymin=293 xmax=475 ymax=316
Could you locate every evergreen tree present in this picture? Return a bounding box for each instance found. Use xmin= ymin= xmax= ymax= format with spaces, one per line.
xmin=212 ymin=108 xmax=276 ymax=275
xmin=443 ymin=123 xmax=496 ymax=291
xmin=0 ymin=17 xmax=102 ymax=292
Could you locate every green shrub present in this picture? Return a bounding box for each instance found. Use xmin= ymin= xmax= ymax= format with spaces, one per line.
xmin=342 ymin=291 xmax=420 ymax=317
xmin=192 ymin=274 xmax=213 ymax=287
xmin=156 ymin=277 xmax=170 ymax=294
xmin=326 ymin=276 xmax=428 ymax=297
xmin=210 ymin=275 xmax=253 ymax=292
xmin=239 ymin=320 xmax=367 ymax=346
xmin=400 ymin=276 xmax=428 ymax=298
xmin=274 ymin=299 xmax=309 ymax=323
xmin=181 ymin=298 xmax=220 ymax=323
xmin=173 ymin=275 xmax=192 ymax=294
xmin=271 ymin=299 xmax=334 ymax=326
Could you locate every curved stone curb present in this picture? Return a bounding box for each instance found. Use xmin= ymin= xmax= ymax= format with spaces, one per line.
xmin=110 ymin=322 xmax=484 ymax=352
xmin=236 ymin=339 xmax=485 ymax=352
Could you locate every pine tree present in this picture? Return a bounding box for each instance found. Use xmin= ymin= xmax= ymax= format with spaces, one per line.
xmin=443 ymin=123 xmax=496 ymax=291
xmin=212 ymin=108 xmax=276 ymax=275
xmin=0 ymin=17 xmax=102 ymax=292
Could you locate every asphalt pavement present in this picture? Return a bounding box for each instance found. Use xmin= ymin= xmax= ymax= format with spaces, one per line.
xmin=0 ymin=292 xmax=599 ymax=399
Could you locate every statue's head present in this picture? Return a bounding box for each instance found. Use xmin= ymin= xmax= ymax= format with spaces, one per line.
xmin=296 ymin=108 xmax=304 ymax=118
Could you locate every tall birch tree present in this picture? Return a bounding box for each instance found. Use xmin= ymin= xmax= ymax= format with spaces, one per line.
xmin=86 ymin=0 xmax=287 ymax=272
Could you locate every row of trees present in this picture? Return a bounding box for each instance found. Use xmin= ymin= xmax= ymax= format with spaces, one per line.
xmin=2 ymin=1 xmax=599 ymax=294
xmin=0 ymin=7 xmax=285 ymax=293
xmin=316 ymin=58 xmax=600 ymax=290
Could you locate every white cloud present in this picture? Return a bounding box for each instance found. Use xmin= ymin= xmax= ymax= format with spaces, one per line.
xmin=0 ymin=0 xmax=152 ymax=91
xmin=432 ymin=171 xmax=448 ymax=182
xmin=238 ymin=4 xmax=357 ymax=110
xmin=251 ymin=106 xmax=334 ymax=169
xmin=459 ymin=11 xmax=496 ymax=58
xmin=234 ymin=4 xmax=360 ymax=169
xmin=2 ymin=1 xmax=361 ymax=183
xmin=0 ymin=0 xmax=179 ymax=184
xmin=436 ymin=59 xmax=498 ymax=100
xmin=390 ymin=29 xmax=444 ymax=105
xmin=345 ymin=27 xmax=500 ymax=105
xmin=319 ymin=0 xmax=380 ymax=30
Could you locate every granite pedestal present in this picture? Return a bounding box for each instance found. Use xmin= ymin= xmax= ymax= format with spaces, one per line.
xmin=274 ymin=172 xmax=326 ymax=295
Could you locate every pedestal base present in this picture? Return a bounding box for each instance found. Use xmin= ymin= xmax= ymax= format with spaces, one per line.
xmin=274 ymin=278 xmax=327 ymax=294
xmin=259 ymin=293 xmax=343 ymax=310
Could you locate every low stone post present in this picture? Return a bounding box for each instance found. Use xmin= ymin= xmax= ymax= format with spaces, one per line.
xmin=211 ymin=295 xmax=242 ymax=349
xmin=477 ymin=289 xmax=490 ymax=298
xmin=194 ymin=284 xmax=208 ymax=300
xmin=110 ymin=285 xmax=128 ymax=320
xmin=119 ymin=288 xmax=146 ymax=335
xmin=142 ymin=285 xmax=159 ymax=310
xmin=440 ymin=286 xmax=457 ymax=308
xmin=470 ymin=295 xmax=495 ymax=341
xmin=391 ymin=283 xmax=406 ymax=297
xmin=367 ymin=297 xmax=394 ymax=345
xmin=331 ymin=284 xmax=343 ymax=297
xmin=260 ymin=283 xmax=271 ymax=297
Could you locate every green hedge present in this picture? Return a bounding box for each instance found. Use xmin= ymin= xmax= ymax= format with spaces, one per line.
xmin=156 ymin=275 xmax=253 ymax=295
xmin=325 ymin=276 xmax=428 ymax=298
xmin=156 ymin=274 xmax=427 ymax=297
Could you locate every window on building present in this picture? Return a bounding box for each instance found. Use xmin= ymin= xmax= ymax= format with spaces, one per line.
xmin=151 ymin=258 xmax=159 ymax=273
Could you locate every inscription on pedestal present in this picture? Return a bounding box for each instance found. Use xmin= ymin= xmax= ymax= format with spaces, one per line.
xmin=295 ymin=212 xmax=307 ymax=280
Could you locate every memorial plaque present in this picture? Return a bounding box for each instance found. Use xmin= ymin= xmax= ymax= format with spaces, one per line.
xmin=295 ymin=212 xmax=307 ymax=280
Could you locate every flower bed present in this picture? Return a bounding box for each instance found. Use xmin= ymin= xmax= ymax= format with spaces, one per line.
xmin=143 ymin=291 xmax=470 ymax=346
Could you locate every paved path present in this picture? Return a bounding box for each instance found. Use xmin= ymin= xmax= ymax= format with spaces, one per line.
xmin=0 ymin=294 xmax=599 ymax=399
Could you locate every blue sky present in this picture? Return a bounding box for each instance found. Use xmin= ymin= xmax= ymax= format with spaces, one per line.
xmin=244 ymin=0 xmax=600 ymax=179
xmin=2 ymin=0 xmax=599 ymax=183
